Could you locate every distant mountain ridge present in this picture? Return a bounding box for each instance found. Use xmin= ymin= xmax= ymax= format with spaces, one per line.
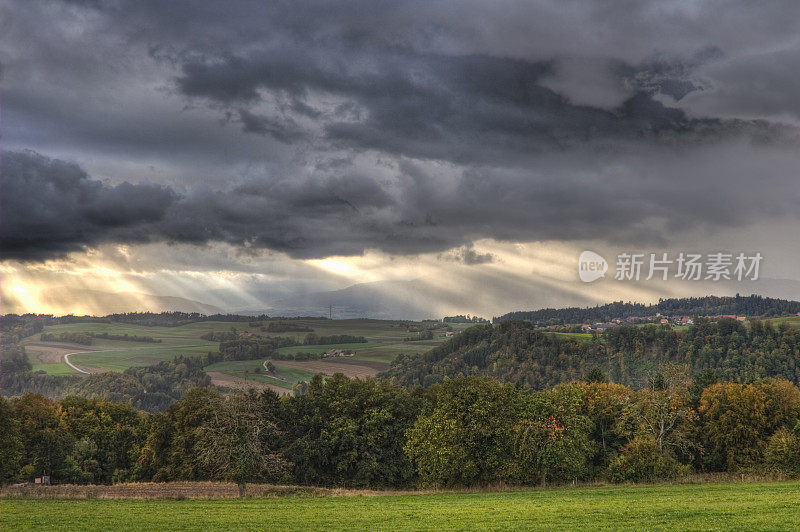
xmin=0 ymin=287 xmax=224 ymax=316
xmin=242 ymin=280 xmax=450 ymax=320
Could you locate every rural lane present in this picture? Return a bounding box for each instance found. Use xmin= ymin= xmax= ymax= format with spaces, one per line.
xmin=63 ymin=352 xmax=90 ymax=374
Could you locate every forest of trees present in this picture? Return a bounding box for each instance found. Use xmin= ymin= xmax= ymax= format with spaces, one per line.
xmin=1 ymin=355 xmax=211 ymax=412
xmin=302 ymin=334 xmax=367 ymax=345
xmin=89 ymin=332 xmax=161 ymax=343
xmin=382 ymin=319 xmax=800 ymax=389
xmin=217 ymin=336 xmax=298 ymax=361
xmin=39 ymin=332 xmax=95 ymax=345
xmin=0 ymin=312 xmax=286 ymax=335
xmin=3 ymin=373 xmax=800 ymax=490
xmin=495 ymin=295 xmax=800 ymax=325
xmin=261 ymin=322 xmax=314 ymax=333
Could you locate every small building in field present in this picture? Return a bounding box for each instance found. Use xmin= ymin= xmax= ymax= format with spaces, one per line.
xmin=323 ymin=348 xmax=352 ymax=358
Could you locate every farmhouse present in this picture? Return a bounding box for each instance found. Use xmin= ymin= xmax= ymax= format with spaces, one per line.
xmin=323 ymin=348 xmax=352 ymax=358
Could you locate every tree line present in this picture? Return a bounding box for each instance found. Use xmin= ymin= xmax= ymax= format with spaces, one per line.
xmin=495 ymin=295 xmax=800 ymax=325
xmin=3 ymin=371 xmax=800 ymax=490
xmin=0 ymin=312 xmax=300 ymax=335
xmin=1 ymin=354 xmax=211 ymax=412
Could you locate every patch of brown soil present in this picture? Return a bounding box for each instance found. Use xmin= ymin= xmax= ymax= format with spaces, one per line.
xmin=25 ymin=343 xmax=93 ymax=364
xmin=77 ymin=366 xmax=109 ymax=374
xmin=328 ymin=358 xmax=390 ymax=371
xmin=130 ymin=356 xmax=162 ymax=363
xmin=206 ymin=371 xmax=291 ymax=396
xmin=272 ymin=359 xmax=383 ymax=378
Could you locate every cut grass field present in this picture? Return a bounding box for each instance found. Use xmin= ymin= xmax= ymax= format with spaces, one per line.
xmin=204 ymin=359 xmax=317 ymax=390
xmin=20 ymin=321 xmax=226 ymax=374
xmin=3 ymin=481 xmax=800 ymax=530
xmin=542 ymin=331 xmax=595 ymax=342
xmin=767 ymin=315 xmax=800 ymax=327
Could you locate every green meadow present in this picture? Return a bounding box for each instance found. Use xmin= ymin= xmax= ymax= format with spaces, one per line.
xmin=204 ymin=359 xmax=318 ymax=390
xmin=21 ymin=319 xmax=471 ymax=375
xmin=543 ymin=331 xmax=595 ymax=342
xmin=768 ymin=315 xmax=800 ymax=327
xmin=4 ymin=481 xmax=800 ymax=531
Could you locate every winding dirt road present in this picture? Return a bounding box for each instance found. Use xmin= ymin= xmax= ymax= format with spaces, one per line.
xmin=63 ymin=352 xmax=92 ymax=374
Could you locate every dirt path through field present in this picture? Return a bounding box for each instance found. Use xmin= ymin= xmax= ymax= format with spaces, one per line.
xmin=206 ymin=371 xmax=292 ymax=396
xmin=63 ymin=352 xmax=107 ymax=374
xmin=25 ymin=343 xmax=103 ymax=374
xmin=263 ymin=360 xmax=288 ymax=381
xmin=27 ymin=342 xmax=208 ymax=374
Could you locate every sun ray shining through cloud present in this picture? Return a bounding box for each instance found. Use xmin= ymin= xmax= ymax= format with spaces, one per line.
xmin=4 ymin=1 xmax=800 ymax=318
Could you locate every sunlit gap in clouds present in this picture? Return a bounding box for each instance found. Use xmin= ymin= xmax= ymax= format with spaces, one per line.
xmin=1 ymin=260 xmax=147 ymax=315
xmin=303 ymin=239 xmax=668 ymax=318
xmin=0 ymin=252 xmax=263 ymax=315
xmin=1 ymin=239 xmax=675 ymax=317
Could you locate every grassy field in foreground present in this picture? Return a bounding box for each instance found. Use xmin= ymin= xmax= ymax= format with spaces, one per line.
xmin=4 ymin=481 xmax=800 ymax=531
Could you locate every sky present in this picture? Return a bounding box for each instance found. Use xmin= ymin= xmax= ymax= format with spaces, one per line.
xmin=2 ymin=0 xmax=800 ymax=318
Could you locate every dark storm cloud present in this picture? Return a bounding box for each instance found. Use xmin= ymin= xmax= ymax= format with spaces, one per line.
xmin=237 ymin=109 xmax=305 ymax=143
xmin=177 ymin=46 xmax=778 ymax=165
xmin=0 ymin=151 xmax=177 ymax=260
xmin=1 ymin=150 xmax=407 ymax=261
xmin=4 ymin=0 xmax=800 ymax=262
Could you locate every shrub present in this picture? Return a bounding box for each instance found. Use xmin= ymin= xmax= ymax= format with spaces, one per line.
xmin=607 ymin=436 xmax=689 ymax=483
xmin=764 ymin=427 xmax=800 ymax=475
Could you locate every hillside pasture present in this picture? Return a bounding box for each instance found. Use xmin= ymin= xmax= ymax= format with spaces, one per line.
xmin=20 ymin=321 xmax=229 ymax=374
xmin=204 ymin=359 xmax=317 ymax=391
xmin=542 ymin=331 xmax=595 ymax=342
xmin=768 ymin=315 xmax=800 ymax=327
